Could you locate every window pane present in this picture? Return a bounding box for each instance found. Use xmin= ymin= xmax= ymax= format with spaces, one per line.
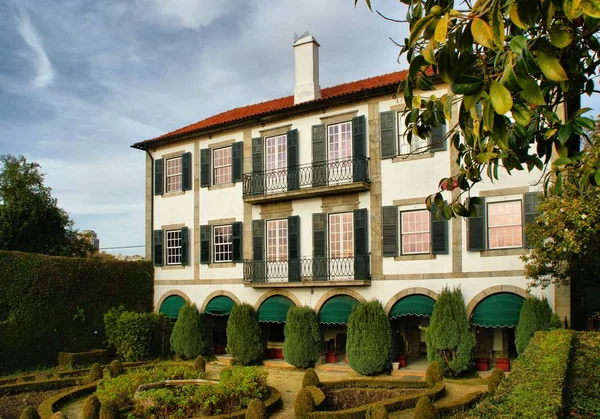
xmin=166 ymin=230 xmax=182 ymax=265
xmin=397 ymin=111 xmax=428 ymax=155
xmin=166 ymin=157 xmax=182 ymax=192
xmin=488 ymin=201 xmax=523 ymax=249
xmin=214 ymin=225 xmax=232 ymax=262
xmin=401 ymin=210 xmax=430 ymax=254
xmin=213 ymin=147 xmax=232 ymax=184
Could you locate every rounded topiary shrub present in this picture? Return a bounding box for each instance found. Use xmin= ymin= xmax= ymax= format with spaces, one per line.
xmin=414 ymin=396 xmax=436 ymax=419
xmin=515 ymin=297 xmax=552 ymax=354
xmin=488 ymin=367 xmax=506 ymax=396
xmin=425 ymin=361 xmax=443 ymax=388
xmin=19 ymin=406 xmax=41 ymax=419
xmin=305 ymin=386 xmax=325 ymax=406
xmin=295 ymin=388 xmax=316 ymax=417
xmin=170 ymin=303 xmax=210 ymax=359
xmin=193 ymin=355 xmax=206 ymax=372
xmin=365 ymin=403 xmax=388 ymax=419
xmin=283 ymin=306 xmax=321 ymax=368
xmin=226 ymin=303 xmax=263 ymax=365
xmin=220 ymin=367 xmax=233 ymax=381
xmin=346 ymin=300 xmax=391 ymax=376
xmin=82 ymin=394 xmax=101 ymax=419
xmin=88 ymin=363 xmax=103 ymax=381
xmin=108 ymin=360 xmax=123 ymax=378
xmin=302 ymin=367 xmax=320 ymax=388
xmin=245 ymin=399 xmax=267 ymax=419
xmin=99 ymin=400 xmax=120 ymax=419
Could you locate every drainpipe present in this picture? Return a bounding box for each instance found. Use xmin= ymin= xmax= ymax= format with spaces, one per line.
xmin=144 ymin=145 xmax=154 ymax=262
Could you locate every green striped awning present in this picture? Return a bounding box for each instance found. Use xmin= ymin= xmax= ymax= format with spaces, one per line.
xmin=204 ymin=296 xmax=235 ymax=316
xmin=257 ymin=296 xmax=295 ymax=323
xmin=318 ymin=295 xmax=360 ymax=325
xmin=471 ymin=293 xmax=525 ymax=328
xmin=159 ymin=295 xmax=186 ymax=319
xmin=389 ymin=295 xmax=435 ymax=319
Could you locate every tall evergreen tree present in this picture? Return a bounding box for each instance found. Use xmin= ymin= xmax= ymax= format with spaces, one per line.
xmin=226 ymin=303 xmax=263 ymax=365
xmin=515 ymin=296 xmax=552 ymax=354
xmin=283 ymin=306 xmax=321 ymax=368
xmin=170 ymin=303 xmax=210 ymax=359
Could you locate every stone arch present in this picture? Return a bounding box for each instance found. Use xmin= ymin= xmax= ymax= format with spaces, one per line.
xmin=313 ymin=288 xmax=366 ymax=315
xmin=253 ymin=289 xmax=302 ymax=312
xmin=466 ymin=285 xmax=530 ymax=320
xmin=155 ymin=289 xmax=191 ymax=313
xmin=200 ymin=290 xmax=241 ymax=313
xmin=384 ymin=287 xmax=440 ymax=317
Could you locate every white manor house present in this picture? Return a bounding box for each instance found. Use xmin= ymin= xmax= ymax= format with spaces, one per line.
xmin=132 ymin=34 xmax=569 ymax=364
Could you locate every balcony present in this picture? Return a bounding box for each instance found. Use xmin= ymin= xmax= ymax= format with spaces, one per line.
xmin=242 ymin=156 xmax=370 ymax=204
xmin=243 ymin=255 xmax=371 ymax=287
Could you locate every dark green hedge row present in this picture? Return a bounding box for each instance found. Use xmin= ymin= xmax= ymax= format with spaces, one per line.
xmin=58 ymin=349 xmax=109 ymax=368
xmin=38 ymin=382 xmax=98 ymax=419
xmin=0 ymin=250 xmax=153 ymax=373
xmin=435 ymin=390 xmax=485 ymax=417
xmin=0 ymin=377 xmax=80 ymax=395
xmin=320 ymin=379 xmax=429 ymax=391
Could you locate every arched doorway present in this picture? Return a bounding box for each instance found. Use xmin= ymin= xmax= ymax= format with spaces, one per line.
xmin=388 ymin=294 xmax=435 ymax=363
xmin=158 ymin=295 xmax=186 ymax=319
xmin=257 ymin=295 xmax=295 ymax=359
xmin=318 ymin=295 xmax=360 ymax=363
xmin=203 ymin=296 xmax=235 ymax=355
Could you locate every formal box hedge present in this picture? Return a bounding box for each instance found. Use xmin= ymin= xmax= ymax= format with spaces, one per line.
xmin=57 ymin=349 xmax=108 ymax=368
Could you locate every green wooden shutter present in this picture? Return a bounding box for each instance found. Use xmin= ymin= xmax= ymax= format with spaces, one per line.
xmin=181 ymin=152 xmax=192 ymax=191
xmin=287 ymin=129 xmax=299 ymax=191
xmin=200 ymin=225 xmax=210 ymax=264
xmin=252 ymin=220 xmax=265 ymax=282
xmin=430 ymin=203 xmax=448 ymax=254
xmin=354 ymin=208 xmax=369 ymax=280
xmin=200 ymin=149 xmax=210 ymax=187
xmin=232 ymin=221 xmax=243 ymax=263
xmin=312 ymin=124 xmax=327 ymax=187
xmin=380 ymin=111 xmax=396 ymax=159
xmin=523 ymin=192 xmax=539 ymax=248
xmin=232 ymin=142 xmax=243 ymax=183
xmin=468 ymin=198 xmax=486 ymax=251
xmin=430 ymin=124 xmax=447 ymax=152
xmin=288 ymin=216 xmax=300 ymax=282
xmin=154 ymin=159 xmax=164 ymax=195
xmin=382 ymin=206 xmax=398 ymax=257
xmin=352 ymin=115 xmax=367 ymax=182
xmin=180 ymin=226 xmax=189 ymax=265
xmin=153 ymin=230 xmax=163 ymax=266
xmin=252 ymin=137 xmax=264 ymax=195
xmin=313 ymin=213 xmax=327 ymax=281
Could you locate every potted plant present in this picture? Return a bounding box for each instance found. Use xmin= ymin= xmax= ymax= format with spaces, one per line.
xmin=495 ymin=351 xmax=510 ymax=372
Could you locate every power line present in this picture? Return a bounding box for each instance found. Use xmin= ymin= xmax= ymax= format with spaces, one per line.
xmin=99 ymin=245 xmax=145 ymax=250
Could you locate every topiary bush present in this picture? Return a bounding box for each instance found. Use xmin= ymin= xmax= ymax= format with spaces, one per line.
xmin=170 ymin=302 xmax=210 ymax=359
xmin=365 ymin=403 xmax=389 ymax=419
xmin=295 ymin=388 xmax=316 ymax=417
xmin=19 ymin=406 xmax=41 ymax=419
xmin=425 ymin=287 xmax=475 ymax=377
xmin=425 ymin=361 xmax=443 ymax=388
xmin=108 ymin=360 xmax=123 ymax=378
xmin=49 ymin=413 xmax=68 ymax=419
xmin=82 ymin=394 xmax=101 ymax=419
xmin=226 ymin=303 xmax=263 ymax=365
xmin=283 ymin=306 xmax=321 ymax=368
xmin=515 ymin=297 xmax=552 ymax=354
xmin=414 ymin=396 xmax=436 ymax=419
xmin=220 ymin=367 xmax=233 ymax=381
xmin=245 ymin=399 xmax=267 ymax=419
xmin=305 ymin=386 xmax=326 ymax=406
xmin=302 ymin=367 xmax=320 ymax=388
xmin=487 ymin=367 xmax=505 ymax=396
xmin=104 ymin=308 xmax=157 ymax=361
xmin=550 ymin=312 xmax=562 ymax=329
xmin=193 ymin=355 xmax=206 ymax=372
xmin=89 ymin=363 xmax=103 ymax=381
xmin=99 ymin=400 xmax=120 ymax=419
xmin=346 ymin=300 xmax=391 ymax=376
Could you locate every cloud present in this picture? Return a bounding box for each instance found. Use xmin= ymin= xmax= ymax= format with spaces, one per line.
xmin=133 ymin=0 xmax=238 ymax=30
xmin=15 ymin=9 xmax=55 ymax=87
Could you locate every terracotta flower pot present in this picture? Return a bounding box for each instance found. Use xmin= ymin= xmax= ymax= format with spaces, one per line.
xmin=495 ymin=358 xmax=510 ymax=372
xmin=326 ymin=352 xmax=337 ymax=363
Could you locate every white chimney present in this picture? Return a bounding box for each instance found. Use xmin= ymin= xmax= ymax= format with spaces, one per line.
xmin=293 ymin=33 xmax=321 ymax=104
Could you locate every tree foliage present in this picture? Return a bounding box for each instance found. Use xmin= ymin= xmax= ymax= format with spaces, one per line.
xmin=358 ymin=0 xmax=600 ymax=217
xmin=425 ymin=287 xmax=475 ymax=376
xmin=226 ymin=303 xmax=263 ymax=365
xmin=515 ymin=296 xmax=552 ymax=354
xmin=170 ymin=302 xmax=210 ymax=359
xmin=0 ymin=154 xmax=93 ymax=256
xmin=346 ymin=300 xmax=392 ymax=375
xmin=283 ymin=306 xmax=321 ymax=368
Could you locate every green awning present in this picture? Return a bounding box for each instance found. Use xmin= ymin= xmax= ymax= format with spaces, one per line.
xmin=471 ymin=293 xmax=525 ymax=328
xmin=159 ymin=295 xmax=186 ymax=319
xmin=204 ymin=296 xmax=235 ymax=316
xmin=258 ymin=296 xmax=295 ymax=323
xmin=319 ymin=295 xmax=359 ymax=325
xmin=389 ymin=295 xmax=435 ymax=319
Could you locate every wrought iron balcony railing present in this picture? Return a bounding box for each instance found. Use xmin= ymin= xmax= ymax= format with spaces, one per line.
xmin=243 ymin=156 xmax=369 ymax=197
xmin=243 ymin=255 xmax=370 ymax=283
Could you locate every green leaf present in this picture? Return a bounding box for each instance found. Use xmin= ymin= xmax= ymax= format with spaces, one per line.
xmin=434 ymin=13 xmax=449 ymax=43
xmin=442 ymin=205 xmax=453 ymax=220
xmin=423 ymin=41 xmax=436 ymax=64
xmin=555 ymin=171 xmax=563 ymax=194
xmin=510 ymin=36 xmax=527 ymax=54
xmin=462 ymin=94 xmax=480 ymax=111
xmin=409 ymin=15 xmax=436 ymax=46
xmin=450 ymin=75 xmax=485 ymax=95
xmin=549 ymin=27 xmax=574 ymax=48
xmin=519 ymin=82 xmax=546 ymax=106
xmin=438 ymin=46 xmax=453 ymax=84
xmin=558 ymin=123 xmax=573 ymax=145
xmin=452 ymin=202 xmax=470 ymax=217
xmin=490 ymin=117 xmax=509 ymax=149
xmin=491 ymin=0 xmax=505 ymax=48
xmin=537 ymin=50 xmax=569 ymax=81
xmin=409 ymin=55 xmax=426 ymax=80
xmin=471 ymin=18 xmax=495 ymax=49
xmin=594 ymin=170 xmax=600 ymax=186
xmin=552 ymin=156 xmax=573 ymax=167
xmin=575 ymin=116 xmax=596 ymax=130
xmin=509 ymin=4 xmax=529 ymax=29
xmin=511 ymin=103 xmax=532 ymax=125
xmin=581 ymin=0 xmax=600 ymax=17
xmin=483 ymin=99 xmax=495 ymax=131
xmin=563 ymin=0 xmax=583 ymax=21
xmin=500 ymin=59 xmax=521 ymax=91
xmin=490 ymin=80 xmax=513 ymax=115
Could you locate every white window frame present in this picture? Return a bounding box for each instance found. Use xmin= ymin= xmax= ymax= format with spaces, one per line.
xmin=397 ymin=111 xmax=427 ymax=155
xmin=213 ymin=225 xmax=233 ymax=263
xmin=265 ymin=134 xmax=287 ymax=193
xmin=165 ymin=156 xmax=183 ymax=193
xmin=327 ymin=121 xmax=353 ymax=183
xmin=328 ymin=212 xmax=354 ymax=259
xmin=487 ymin=200 xmax=523 ymax=249
xmin=213 ymin=146 xmax=232 ymax=185
xmin=166 ymin=230 xmax=182 ymax=265
xmin=400 ymin=209 xmax=430 ymax=255
xmin=266 ymin=219 xmax=288 ymax=262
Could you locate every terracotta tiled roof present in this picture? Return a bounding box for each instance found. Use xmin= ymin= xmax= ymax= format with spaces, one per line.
xmin=134 ymin=69 xmax=410 ymax=147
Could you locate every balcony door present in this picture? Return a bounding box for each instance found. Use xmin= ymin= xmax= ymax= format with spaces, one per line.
xmin=329 ymin=212 xmax=354 ymax=280
xmin=265 ymin=135 xmax=287 ymax=194
xmin=327 ymin=122 xmax=353 ymax=184
xmin=266 ymin=219 xmax=288 ymax=282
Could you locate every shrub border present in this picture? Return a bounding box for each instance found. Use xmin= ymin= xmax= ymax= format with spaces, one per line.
xmin=57 ymin=349 xmax=109 ymax=368
xmin=0 ymin=377 xmax=80 ymax=396
xmin=435 ymin=390 xmax=485 ymax=417
xmin=38 ymin=382 xmax=98 ymax=419
xmin=320 ymin=379 xmax=429 ymax=392
xmin=189 ymin=386 xmax=282 ymax=419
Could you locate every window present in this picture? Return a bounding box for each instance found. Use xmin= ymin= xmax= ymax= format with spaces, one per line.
xmin=166 ymin=157 xmax=182 ymax=192
xmin=267 ymin=220 xmax=288 ymax=261
xmin=397 ymin=112 xmax=427 ymax=155
xmin=265 ymin=134 xmax=287 ymax=192
xmin=213 ymin=146 xmax=232 ymax=184
xmin=401 ymin=210 xmax=430 ymax=254
xmin=213 ymin=225 xmax=233 ymax=262
xmin=329 ymin=212 xmax=354 ymax=258
xmin=327 ymin=122 xmax=353 ymax=182
xmin=488 ymin=201 xmax=523 ymax=249
xmin=166 ymin=230 xmax=182 ymax=265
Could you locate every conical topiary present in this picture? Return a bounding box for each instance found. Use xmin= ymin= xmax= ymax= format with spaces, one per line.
xmin=302 ymin=368 xmax=319 ymax=388
xmin=88 ymin=363 xmax=103 ymax=381
xmin=515 ymin=297 xmax=552 ymax=354
xmin=193 ymin=355 xmax=206 ymax=372
xmin=170 ymin=302 xmax=210 ymax=359
xmin=226 ymin=303 xmax=263 ymax=365
xmin=99 ymin=400 xmax=120 ymax=419
xmin=19 ymin=406 xmax=41 ymax=419
xmin=425 ymin=361 xmax=443 ymax=387
xmin=488 ymin=367 xmax=506 ymax=396
xmin=294 ymin=388 xmax=315 ymax=417
xmin=82 ymin=394 xmax=101 ymax=419
xmin=414 ymin=396 xmax=436 ymax=419
xmin=365 ymin=403 xmax=388 ymax=419
xmin=245 ymin=399 xmax=267 ymax=419
xmin=108 ymin=360 xmax=123 ymax=378
xmin=283 ymin=306 xmax=321 ymax=368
